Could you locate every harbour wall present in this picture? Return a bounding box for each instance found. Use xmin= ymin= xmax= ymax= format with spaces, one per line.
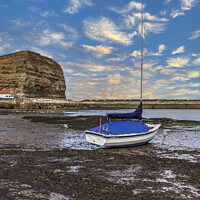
xmin=0 ymin=98 xmax=200 ymax=110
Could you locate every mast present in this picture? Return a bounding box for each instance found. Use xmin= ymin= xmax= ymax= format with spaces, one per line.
xmin=140 ymin=0 xmax=144 ymax=103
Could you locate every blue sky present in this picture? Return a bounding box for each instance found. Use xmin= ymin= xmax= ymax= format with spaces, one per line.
xmin=0 ymin=0 xmax=200 ymax=100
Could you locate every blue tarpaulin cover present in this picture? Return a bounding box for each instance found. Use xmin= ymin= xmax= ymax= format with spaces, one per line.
xmin=89 ymin=120 xmax=148 ymax=135
xmin=107 ymin=102 xmax=143 ymax=120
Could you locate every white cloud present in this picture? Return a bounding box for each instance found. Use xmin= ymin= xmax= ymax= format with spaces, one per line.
xmin=31 ymin=47 xmax=53 ymax=58
xmin=189 ymin=82 xmax=200 ymax=87
xmin=188 ymin=71 xmax=200 ymax=78
xmin=124 ymin=12 xmax=168 ymax=36
xmin=60 ymin=41 xmax=73 ymax=49
xmin=139 ymin=22 xmax=166 ymax=35
xmin=180 ymin=0 xmax=196 ymax=11
xmin=59 ymin=24 xmax=78 ymax=39
xmin=192 ymin=52 xmax=200 ymax=57
xmin=170 ymin=70 xmax=199 ymax=82
xmin=160 ymin=68 xmax=174 ymax=75
xmin=171 ymin=76 xmax=188 ymax=82
xmin=109 ymin=1 xmax=142 ymax=14
xmin=132 ymin=44 xmax=166 ymax=58
xmin=40 ymin=11 xmax=57 ymax=17
xmin=167 ymin=57 xmax=189 ymax=67
xmin=165 ymin=0 xmax=173 ymax=4
xmin=36 ymin=29 xmax=73 ymax=49
xmin=28 ymin=7 xmax=57 ymax=17
xmin=84 ymin=17 xmax=134 ymax=45
xmin=129 ymin=70 xmax=141 ymax=78
xmin=72 ymin=73 xmax=87 ymax=77
xmin=61 ymin=61 xmax=107 ymax=72
xmin=144 ymin=13 xmax=168 ymax=22
xmin=0 ymin=43 xmax=10 ymax=53
xmin=107 ymin=55 xmax=128 ymax=62
xmin=170 ymin=9 xmax=185 ymax=18
xmin=130 ymin=50 xmax=140 ymax=57
xmin=170 ymin=0 xmax=198 ymax=18
xmin=125 ymin=15 xmax=137 ymax=28
xmin=149 ymin=44 xmax=166 ymax=56
xmin=158 ymin=44 xmax=166 ymax=53
xmin=37 ymin=29 xmax=64 ymax=46
xmin=172 ymin=46 xmax=185 ymax=55
xmin=189 ymin=30 xmax=200 ymax=40
xmin=64 ymin=0 xmax=92 ymax=15
xmin=172 ymin=89 xmax=199 ymax=96
xmin=10 ymin=19 xmax=29 ymax=27
xmin=131 ymin=12 xmax=168 ymax=22
xmin=193 ymin=57 xmax=200 ymax=65
xmin=160 ymin=10 xmax=167 ymax=16
xmin=82 ymin=45 xmax=113 ymax=58
xmin=107 ymin=74 xmax=123 ymax=84
xmin=133 ymin=60 xmax=158 ymax=74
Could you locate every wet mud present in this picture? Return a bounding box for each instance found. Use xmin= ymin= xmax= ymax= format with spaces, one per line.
xmin=0 ymin=113 xmax=199 ymax=199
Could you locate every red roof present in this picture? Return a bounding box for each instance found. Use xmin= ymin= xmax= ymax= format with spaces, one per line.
xmin=0 ymin=89 xmax=12 ymax=94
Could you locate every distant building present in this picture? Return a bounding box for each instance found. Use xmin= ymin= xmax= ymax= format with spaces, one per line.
xmin=0 ymin=89 xmax=14 ymax=100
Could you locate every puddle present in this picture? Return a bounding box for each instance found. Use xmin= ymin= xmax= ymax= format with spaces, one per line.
xmin=49 ymin=193 xmax=70 ymax=200
xmin=106 ymin=165 xmax=142 ymax=185
xmin=158 ymin=152 xmax=199 ymax=163
xmin=151 ymin=125 xmax=200 ymax=150
xmin=68 ymin=166 xmax=82 ymax=173
xmin=0 ymin=179 xmax=48 ymax=199
xmin=0 ymin=155 xmax=18 ymax=166
xmin=49 ymin=157 xmax=71 ymax=163
xmin=157 ymin=170 xmax=200 ymax=199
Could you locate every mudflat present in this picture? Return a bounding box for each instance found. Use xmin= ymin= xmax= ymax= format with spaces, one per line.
xmin=0 ymin=113 xmax=199 ymax=199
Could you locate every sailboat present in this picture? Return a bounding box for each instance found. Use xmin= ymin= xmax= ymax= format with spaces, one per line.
xmin=84 ymin=0 xmax=161 ymax=147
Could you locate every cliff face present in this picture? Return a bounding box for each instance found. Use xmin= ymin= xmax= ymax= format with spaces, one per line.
xmin=0 ymin=51 xmax=66 ymax=99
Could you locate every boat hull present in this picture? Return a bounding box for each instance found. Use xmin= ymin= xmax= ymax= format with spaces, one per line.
xmin=0 ymin=95 xmax=14 ymax=100
xmin=0 ymin=97 xmax=14 ymax=100
xmin=85 ymin=123 xmax=160 ymax=147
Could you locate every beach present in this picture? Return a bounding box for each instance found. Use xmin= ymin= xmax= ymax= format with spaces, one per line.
xmin=0 ymin=110 xmax=199 ymax=199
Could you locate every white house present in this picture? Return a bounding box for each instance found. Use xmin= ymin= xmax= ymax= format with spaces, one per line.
xmin=0 ymin=89 xmax=14 ymax=100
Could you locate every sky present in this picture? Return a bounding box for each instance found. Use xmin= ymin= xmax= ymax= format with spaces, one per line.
xmin=0 ymin=0 xmax=200 ymax=100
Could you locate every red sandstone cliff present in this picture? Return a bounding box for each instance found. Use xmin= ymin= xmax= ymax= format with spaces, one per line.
xmin=0 ymin=51 xmax=66 ymax=99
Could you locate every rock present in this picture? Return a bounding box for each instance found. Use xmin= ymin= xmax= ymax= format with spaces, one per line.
xmin=0 ymin=51 xmax=66 ymax=99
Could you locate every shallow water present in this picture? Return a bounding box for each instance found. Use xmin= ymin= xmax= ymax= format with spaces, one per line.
xmin=64 ymin=109 xmax=200 ymax=121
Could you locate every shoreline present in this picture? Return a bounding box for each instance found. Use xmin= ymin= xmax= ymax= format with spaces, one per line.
xmin=0 ymin=98 xmax=200 ymax=111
